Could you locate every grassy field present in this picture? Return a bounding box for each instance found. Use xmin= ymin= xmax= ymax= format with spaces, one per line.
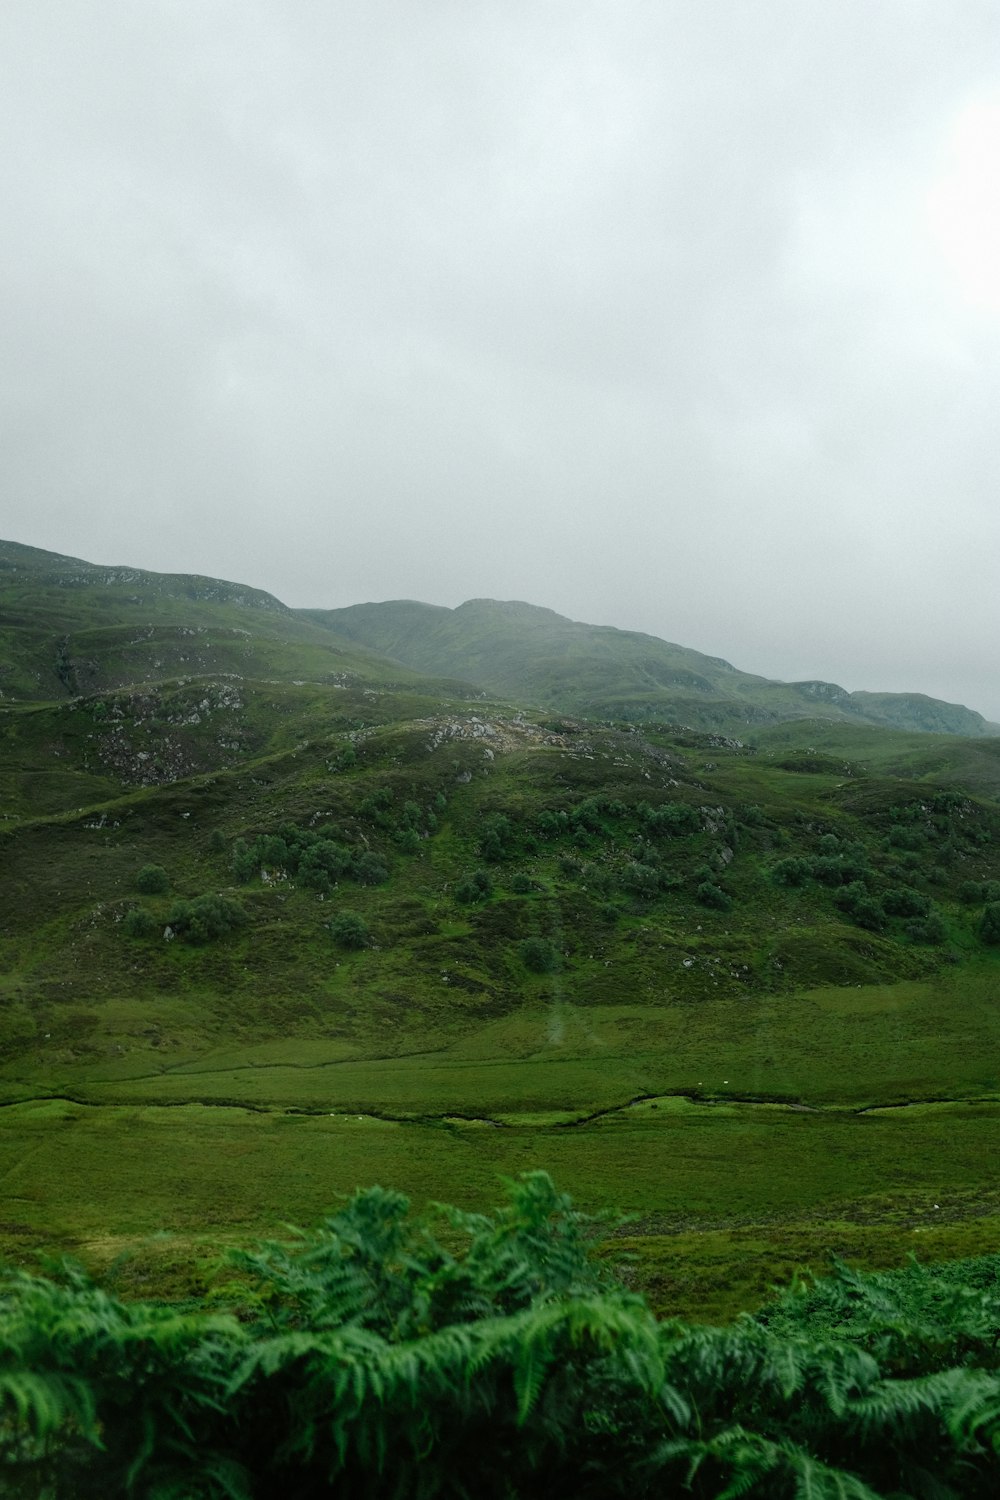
xmin=2 ymin=1091 xmax=999 ymax=1321
xmin=3 ymin=962 xmax=1000 ymax=1320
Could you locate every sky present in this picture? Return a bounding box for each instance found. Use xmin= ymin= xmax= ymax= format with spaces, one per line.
xmin=3 ymin=2 xmax=1000 ymax=718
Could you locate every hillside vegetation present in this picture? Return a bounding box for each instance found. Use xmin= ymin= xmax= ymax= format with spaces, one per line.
xmin=2 ymin=540 xmax=1000 ymax=1320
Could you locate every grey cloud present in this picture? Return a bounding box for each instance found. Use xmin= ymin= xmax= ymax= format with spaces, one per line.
xmin=2 ymin=1 xmax=1000 ymax=716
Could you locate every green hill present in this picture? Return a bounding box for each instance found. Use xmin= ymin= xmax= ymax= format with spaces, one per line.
xmin=304 ymin=595 xmax=992 ymax=736
xmin=0 ymin=538 xmax=465 ymax=704
xmin=3 ymin=540 xmax=1000 ymax=1320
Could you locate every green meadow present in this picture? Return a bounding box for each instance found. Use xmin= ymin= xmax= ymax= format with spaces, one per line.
xmin=4 ymin=966 xmax=1000 ymax=1319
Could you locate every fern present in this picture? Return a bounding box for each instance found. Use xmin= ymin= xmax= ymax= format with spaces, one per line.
xmin=4 ymin=1176 xmax=1000 ymax=1496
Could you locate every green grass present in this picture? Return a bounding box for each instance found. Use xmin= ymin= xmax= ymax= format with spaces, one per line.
xmin=2 ymin=1096 xmax=999 ymax=1320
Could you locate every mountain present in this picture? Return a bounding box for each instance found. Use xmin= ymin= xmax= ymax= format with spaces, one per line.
xmin=302 ymin=596 xmax=992 ymax=738
xmin=0 ymin=538 xmax=466 ymax=704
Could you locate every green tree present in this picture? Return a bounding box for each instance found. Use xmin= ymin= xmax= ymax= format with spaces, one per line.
xmin=134 ymin=864 xmax=169 ymax=895
xmin=519 ymin=936 xmax=561 ymax=973
xmin=329 ymin=911 xmax=370 ymax=950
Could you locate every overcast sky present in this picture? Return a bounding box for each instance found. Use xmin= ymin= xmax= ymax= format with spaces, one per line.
xmin=3 ymin=3 xmax=1000 ymax=717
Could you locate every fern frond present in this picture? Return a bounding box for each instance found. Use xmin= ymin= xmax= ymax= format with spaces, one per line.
xmin=0 ymin=1368 xmax=96 ymax=1441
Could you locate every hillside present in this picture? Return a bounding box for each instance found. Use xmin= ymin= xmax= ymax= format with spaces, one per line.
xmin=304 ymin=596 xmax=992 ymax=737
xmin=3 ymin=539 xmax=1000 ymax=1320
xmin=0 ymin=538 xmax=464 ymax=704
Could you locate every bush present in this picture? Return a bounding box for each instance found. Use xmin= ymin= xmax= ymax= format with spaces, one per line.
xmin=122 ymin=908 xmax=157 ymax=939
xmin=695 ymin=881 xmax=732 ymax=911
xmin=535 ymin=810 xmax=569 ymax=839
xmin=455 ymin=870 xmax=493 ymax=904
xmin=231 ymin=839 xmax=258 ymax=882
xmin=905 ymin=911 xmax=947 ymax=944
xmin=135 ymin=864 xmax=169 ymax=895
xmin=810 ymin=854 xmax=871 ymax=886
xmin=847 ymin=895 xmax=886 ymax=932
xmin=519 ymin=937 xmax=561 ymax=973
xmin=978 ymin=902 xmax=1000 ymax=945
xmin=353 ymin=852 xmax=389 ymax=886
xmin=579 ymin=863 xmax=614 ymax=896
xmin=639 ymin=802 xmax=699 ymax=835
xmin=329 ymin=911 xmax=370 ymax=949
xmin=478 ymin=814 xmax=513 ymax=861
xmin=883 ymin=886 xmax=930 ymax=918
xmin=770 ymin=857 xmax=811 ymax=887
xmin=165 ymin=893 xmax=247 ymax=944
xmin=509 ymin=873 xmax=534 ymax=894
xmin=621 ymin=862 xmax=661 ymax=899
xmin=960 ymin=879 xmax=1000 ymax=904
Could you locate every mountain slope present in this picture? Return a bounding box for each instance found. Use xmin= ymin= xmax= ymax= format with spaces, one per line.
xmin=303 ymin=596 xmax=992 ymax=737
xmin=0 ymin=539 xmax=463 ymax=703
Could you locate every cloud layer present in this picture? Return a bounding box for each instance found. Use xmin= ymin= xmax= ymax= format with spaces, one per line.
xmin=3 ymin=2 xmax=1000 ymax=715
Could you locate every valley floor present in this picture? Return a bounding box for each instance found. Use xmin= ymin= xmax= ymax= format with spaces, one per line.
xmin=3 ymin=974 xmax=1000 ymax=1321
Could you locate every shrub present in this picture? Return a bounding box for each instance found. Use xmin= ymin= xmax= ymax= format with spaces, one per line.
xmin=978 ymin=902 xmax=1000 ymax=945
xmin=905 ymin=911 xmax=947 ymax=944
xmin=455 ymin=870 xmax=493 ymax=904
xmin=810 ymin=854 xmax=871 ymax=886
xmin=887 ymin=825 xmax=926 ymax=850
xmin=883 ymin=886 xmax=930 ymax=918
xmin=695 ymin=881 xmax=732 ymax=911
xmin=329 ymin=911 xmax=370 ymax=949
xmin=135 ymin=864 xmax=169 ymax=895
xmin=231 ymin=839 xmax=258 ymax=882
xmin=621 ymin=862 xmax=661 ymax=899
xmin=519 ymin=936 xmax=561 ymax=973
xmin=960 ymin=879 xmax=1000 ymax=904
xmin=123 ymin=908 xmax=157 ymax=939
xmin=353 ymin=852 xmax=389 ymax=886
xmin=847 ymin=895 xmax=886 ymax=932
xmin=579 ymin=863 xmax=614 ymax=896
xmin=207 ymin=829 xmax=226 ymax=854
xmin=478 ymin=814 xmax=513 ymax=861
xmin=770 ymin=857 xmax=811 ymax=887
xmin=165 ymin=893 xmax=247 ymax=943
xmin=639 ymin=802 xmax=699 ymax=835
xmin=509 ymin=873 xmax=534 ymax=894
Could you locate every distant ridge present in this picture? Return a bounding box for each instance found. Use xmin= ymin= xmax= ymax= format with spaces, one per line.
xmin=304 ymin=595 xmax=993 ymax=738
xmin=0 ymin=539 xmax=990 ymax=737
